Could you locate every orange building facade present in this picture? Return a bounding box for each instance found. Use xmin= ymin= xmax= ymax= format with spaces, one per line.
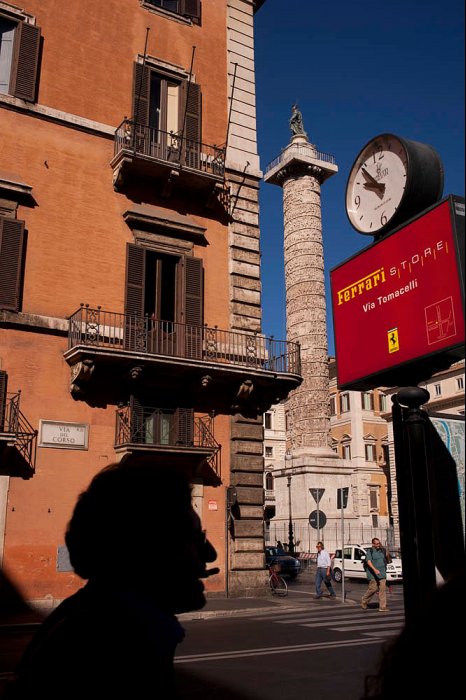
xmin=0 ymin=0 xmax=300 ymax=607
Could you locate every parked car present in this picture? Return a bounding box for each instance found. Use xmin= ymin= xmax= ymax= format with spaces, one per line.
xmin=265 ymin=546 xmax=301 ymax=579
xmin=331 ymin=544 xmax=403 ymax=583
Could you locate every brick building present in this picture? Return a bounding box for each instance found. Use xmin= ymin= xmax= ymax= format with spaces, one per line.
xmin=0 ymin=0 xmax=301 ymax=607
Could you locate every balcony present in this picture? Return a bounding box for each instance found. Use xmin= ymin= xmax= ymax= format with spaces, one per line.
xmin=0 ymin=391 xmax=37 ymax=478
xmin=264 ymin=488 xmax=276 ymax=503
xmin=111 ymin=120 xmax=226 ymax=202
xmin=64 ymin=305 xmax=302 ymax=416
xmin=115 ymin=400 xmax=220 ymax=484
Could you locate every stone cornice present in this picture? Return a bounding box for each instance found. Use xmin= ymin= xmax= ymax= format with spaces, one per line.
xmin=0 ymin=93 xmax=114 ymax=138
xmin=0 ymin=310 xmax=68 ymax=335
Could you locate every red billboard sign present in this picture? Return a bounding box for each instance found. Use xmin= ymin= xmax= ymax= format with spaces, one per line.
xmin=331 ymin=195 xmax=465 ymax=390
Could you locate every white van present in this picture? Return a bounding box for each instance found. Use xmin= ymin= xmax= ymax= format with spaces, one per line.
xmin=332 ymin=544 xmax=403 ymax=583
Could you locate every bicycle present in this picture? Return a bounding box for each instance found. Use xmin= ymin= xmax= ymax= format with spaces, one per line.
xmin=267 ymin=562 xmax=288 ymax=596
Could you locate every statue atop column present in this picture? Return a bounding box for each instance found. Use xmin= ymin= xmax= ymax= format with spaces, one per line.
xmin=289 ymin=104 xmax=308 ymax=139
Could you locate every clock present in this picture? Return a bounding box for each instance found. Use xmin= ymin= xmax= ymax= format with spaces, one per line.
xmin=345 ymin=133 xmax=444 ymax=237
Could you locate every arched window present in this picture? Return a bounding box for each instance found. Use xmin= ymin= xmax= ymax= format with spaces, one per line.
xmin=265 ymin=472 xmax=274 ymax=490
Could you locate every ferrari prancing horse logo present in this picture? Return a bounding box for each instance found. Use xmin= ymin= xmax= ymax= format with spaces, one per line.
xmin=388 ymin=328 xmax=399 ymax=353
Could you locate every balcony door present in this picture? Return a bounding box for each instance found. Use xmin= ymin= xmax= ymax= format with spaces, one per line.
xmin=148 ymin=73 xmax=180 ymax=161
xmin=124 ymin=244 xmax=203 ymax=358
xmin=146 ymin=250 xmax=180 ymax=354
xmin=132 ymin=63 xmax=201 ymax=166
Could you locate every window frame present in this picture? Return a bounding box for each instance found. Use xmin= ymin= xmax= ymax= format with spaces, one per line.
xmin=132 ymin=61 xmax=202 ymax=166
xmin=124 ymin=242 xmax=204 ymax=356
xmin=0 ymin=11 xmax=41 ymax=102
xmin=340 ymin=392 xmax=350 ymax=413
xmin=342 ymin=443 xmax=351 ymax=460
xmin=369 ymin=486 xmax=379 ymax=510
xmin=141 ymin=0 xmax=202 ymax=25
xmin=379 ymin=393 xmax=388 ymax=412
xmin=361 ymin=391 xmax=374 ymax=411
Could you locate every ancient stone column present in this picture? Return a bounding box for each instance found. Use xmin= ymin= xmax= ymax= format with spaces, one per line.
xmin=264 ymin=124 xmax=354 ymax=554
xmin=265 ymin=132 xmax=338 ymax=455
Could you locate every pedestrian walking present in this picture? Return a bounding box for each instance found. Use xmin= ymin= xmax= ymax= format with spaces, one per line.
xmin=361 ymin=538 xmax=391 ymax=612
xmin=315 ymin=542 xmax=337 ymax=599
xmin=4 ymin=462 xmax=219 ymax=699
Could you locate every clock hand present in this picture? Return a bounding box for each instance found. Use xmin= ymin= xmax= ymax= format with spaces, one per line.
xmin=361 ymin=168 xmax=385 ymax=196
xmin=361 ymin=167 xmax=380 ymax=187
xmin=363 ymin=182 xmax=385 ymax=199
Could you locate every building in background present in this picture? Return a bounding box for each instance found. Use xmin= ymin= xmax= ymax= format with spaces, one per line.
xmin=263 ymin=402 xmax=286 ymax=543
xmin=264 ymin=359 xmax=464 ymax=552
xmin=0 ymin=0 xmax=301 ymax=606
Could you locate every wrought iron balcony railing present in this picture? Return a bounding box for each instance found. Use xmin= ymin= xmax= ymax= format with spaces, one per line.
xmin=265 ymin=143 xmax=337 ymax=176
xmin=115 ymin=401 xmax=220 ymax=476
xmin=68 ymin=306 xmax=301 ymax=376
xmin=114 ymin=119 xmax=226 ymax=179
xmin=0 ymin=391 xmax=37 ymax=471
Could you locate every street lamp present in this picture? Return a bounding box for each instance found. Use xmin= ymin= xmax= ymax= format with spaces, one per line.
xmin=287 ymin=474 xmax=295 ymax=555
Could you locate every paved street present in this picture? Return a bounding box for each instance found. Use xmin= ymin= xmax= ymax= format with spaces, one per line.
xmin=175 ymin=570 xmax=405 ymax=698
xmin=0 ymin=567 xmax=405 ymax=697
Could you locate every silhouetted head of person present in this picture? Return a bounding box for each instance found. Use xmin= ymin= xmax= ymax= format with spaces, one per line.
xmin=65 ymin=462 xmax=218 ymax=614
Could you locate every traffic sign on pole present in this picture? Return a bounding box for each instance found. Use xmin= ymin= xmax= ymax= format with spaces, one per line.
xmin=309 ymin=488 xmax=325 ymax=504
xmin=309 ymin=510 xmax=327 ymax=529
xmin=337 ymin=487 xmax=349 ymax=509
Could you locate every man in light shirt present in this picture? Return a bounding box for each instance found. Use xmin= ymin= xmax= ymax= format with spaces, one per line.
xmin=315 ymin=541 xmax=337 ymax=599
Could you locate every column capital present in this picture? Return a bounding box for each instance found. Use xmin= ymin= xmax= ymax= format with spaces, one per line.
xmin=264 ymin=140 xmax=338 ymax=188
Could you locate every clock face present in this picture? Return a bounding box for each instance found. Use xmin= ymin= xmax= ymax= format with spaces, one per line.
xmin=346 ymin=134 xmax=409 ymax=235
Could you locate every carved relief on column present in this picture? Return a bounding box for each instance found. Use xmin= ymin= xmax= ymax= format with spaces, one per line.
xmin=282 ymin=171 xmax=330 ymax=451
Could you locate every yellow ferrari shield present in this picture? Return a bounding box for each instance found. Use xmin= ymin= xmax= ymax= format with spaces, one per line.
xmin=388 ymin=328 xmax=399 ymax=354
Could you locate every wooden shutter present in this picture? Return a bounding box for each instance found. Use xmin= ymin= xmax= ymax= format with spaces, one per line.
xmin=132 ymin=62 xmax=151 ymax=126
xmin=129 ymin=395 xmax=144 ymax=443
xmin=0 ymin=370 xmax=7 ymax=432
xmin=175 ymin=407 xmax=194 ymax=446
xmin=183 ymin=256 xmax=203 ymax=358
xmin=180 ymin=0 xmax=201 ymax=24
xmin=124 ymin=244 xmax=146 ymax=350
xmin=10 ymin=22 xmax=41 ymax=102
xmin=0 ymin=217 xmax=25 ymax=312
xmin=180 ymin=81 xmax=201 ymax=169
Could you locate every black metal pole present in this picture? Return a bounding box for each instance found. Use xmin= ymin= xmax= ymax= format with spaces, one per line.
xmin=287 ymin=475 xmax=295 ymax=555
xmin=392 ymin=386 xmax=437 ymax=624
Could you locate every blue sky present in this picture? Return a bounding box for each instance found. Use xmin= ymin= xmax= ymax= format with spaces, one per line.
xmin=254 ymin=0 xmax=465 ymax=354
